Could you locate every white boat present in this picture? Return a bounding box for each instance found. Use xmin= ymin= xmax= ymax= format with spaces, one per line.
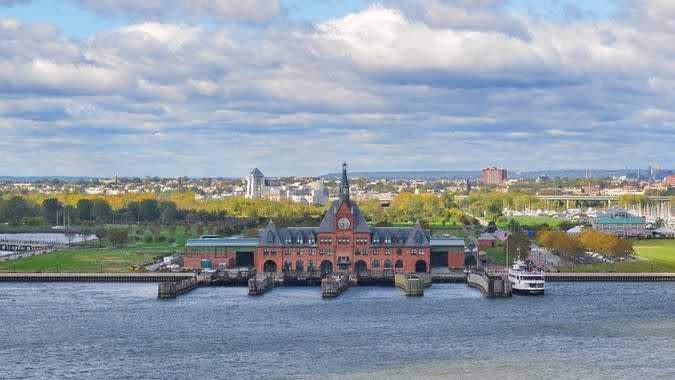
xmin=508 ymin=257 xmax=545 ymax=295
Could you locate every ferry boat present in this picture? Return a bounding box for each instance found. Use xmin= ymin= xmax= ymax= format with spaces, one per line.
xmin=508 ymin=257 xmax=545 ymax=295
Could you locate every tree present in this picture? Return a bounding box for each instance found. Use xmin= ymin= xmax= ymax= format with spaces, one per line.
xmin=486 ymin=221 xmax=497 ymax=233
xmin=139 ymin=199 xmax=160 ymax=222
xmin=108 ymin=228 xmax=129 ymax=247
xmin=94 ymin=226 xmax=107 ymax=247
xmin=507 ymin=232 xmax=531 ymax=260
xmin=91 ymin=199 xmax=112 ymax=223
xmin=42 ymin=198 xmax=62 ymax=224
xmin=159 ymin=201 xmax=177 ymax=224
xmin=1 ymin=196 xmax=31 ymax=224
xmin=77 ymin=199 xmax=93 ymax=222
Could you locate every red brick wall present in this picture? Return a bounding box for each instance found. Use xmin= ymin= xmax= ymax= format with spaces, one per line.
xmin=478 ymin=240 xmax=496 ymax=249
xmin=448 ymin=251 xmax=464 ymax=269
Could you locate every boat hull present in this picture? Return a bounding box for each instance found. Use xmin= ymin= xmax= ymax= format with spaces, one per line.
xmin=512 ymin=287 xmax=545 ymax=295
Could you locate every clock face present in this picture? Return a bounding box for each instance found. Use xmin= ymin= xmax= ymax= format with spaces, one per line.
xmin=337 ymin=218 xmax=351 ymax=230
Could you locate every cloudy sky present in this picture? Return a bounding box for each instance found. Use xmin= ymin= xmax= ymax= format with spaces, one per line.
xmin=0 ymin=0 xmax=673 ymax=177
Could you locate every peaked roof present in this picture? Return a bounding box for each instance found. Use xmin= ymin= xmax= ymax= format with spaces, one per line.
xmin=249 ymin=168 xmax=264 ymax=176
xmin=317 ymin=199 xmax=371 ymax=233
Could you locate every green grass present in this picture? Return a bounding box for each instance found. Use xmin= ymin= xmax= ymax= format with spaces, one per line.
xmin=558 ymin=239 xmax=675 ymax=273
xmin=0 ymin=225 xmax=200 ymax=273
xmin=501 ymin=216 xmax=567 ymax=228
xmin=483 ymin=245 xmax=507 ymax=265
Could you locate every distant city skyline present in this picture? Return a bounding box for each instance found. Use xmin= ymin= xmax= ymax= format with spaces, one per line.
xmin=1 ymin=0 xmax=674 ymax=176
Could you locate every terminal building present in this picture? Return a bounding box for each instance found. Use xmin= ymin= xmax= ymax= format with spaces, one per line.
xmin=186 ymin=163 xmax=465 ymax=273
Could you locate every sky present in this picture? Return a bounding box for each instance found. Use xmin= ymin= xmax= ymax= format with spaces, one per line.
xmin=0 ymin=0 xmax=673 ymax=177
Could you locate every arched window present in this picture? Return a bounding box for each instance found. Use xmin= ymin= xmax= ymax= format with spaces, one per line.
xmin=395 ymin=260 xmax=404 ymax=269
xmin=384 ymin=260 xmax=392 ymax=269
xmin=372 ymin=260 xmax=380 ymax=269
xmin=285 ymin=233 xmax=292 ymax=244
xmin=396 ymin=248 xmax=403 ymax=255
xmin=308 ymin=260 xmax=315 ymax=271
xmin=296 ymin=260 xmax=304 ymax=272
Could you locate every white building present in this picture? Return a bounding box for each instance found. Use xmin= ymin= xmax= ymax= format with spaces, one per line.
xmin=244 ymin=168 xmax=329 ymax=206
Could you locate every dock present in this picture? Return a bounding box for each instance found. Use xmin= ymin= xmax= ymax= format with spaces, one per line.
xmin=467 ymin=271 xmax=511 ymax=298
xmin=321 ymin=273 xmax=350 ymax=298
xmin=158 ymin=277 xmax=199 ymax=299
xmin=395 ymin=273 xmax=431 ymax=296
xmin=248 ymin=273 xmax=275 ymax=295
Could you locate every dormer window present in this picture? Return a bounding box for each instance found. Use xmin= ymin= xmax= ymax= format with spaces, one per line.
xmin=385 ymin=235 xmax=391 ymax=244
xmin=308 ymin=234 xmax=315 ymax=244
xmin=414 ymin=233 xmax=422 ymax=244
xmin=373 ymin=236 xmax=380 ymax=243
xmin=267 ymin=232 xmax=274 ymax=243
xmin=297 ymin=236 xmax=303 ymax=244
xmin=285 ymin=234 xmax=292 ymax=244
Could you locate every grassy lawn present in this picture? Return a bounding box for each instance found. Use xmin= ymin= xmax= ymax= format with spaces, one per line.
xmin=483 ymin=245 xmax=507 ymax=265
xmin=501 ymin=216 xmax=568 ymax=229
xmin=558 ymin=239 xmax=675 ymax=273
xmin=0 ymin=225 xmax=200 ymax=273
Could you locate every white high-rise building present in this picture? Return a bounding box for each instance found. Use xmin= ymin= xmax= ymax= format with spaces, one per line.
xmin=245 ymin=168 xmax=265 ymax=199
xmin=244 ymin=168 xmax=329 ymax=206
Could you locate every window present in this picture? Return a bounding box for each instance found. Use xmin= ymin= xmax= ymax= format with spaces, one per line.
xmin=267 ymin=232 xmax=274 ymax=243
xmin=395 ymin=260 xmax=403 ymax=269
xmin=284 ymin=248 xmax=291 ymax=256
xmin=384 ymin=260 xmax=392 ymax=269
xmin=308 ymin=235 xmax=315 ymax=244
xmin=271 ymin=250 xmax=277 ymax=256
xmin=385 ymin=235 xmax=391 ymax=244
xmin=354 ymin=249 xmax=361 ymax=256
xmin=285 ymin=234 xmax=292 ymax=244
xmin=373 ymin=249 xmax=379 ymax=255
xmin=263 ymin=249 xmax=270 ymax=256
xmin=308 ymin=249 xmax=315 ymax=256
xmin=319 ymin=249 xmax=325 ymax=255
xmin=297 ymin=236 xmax=303 ymax=244
xmin=363 ymin=249 xmax=368 ymax=256
xmin=297 ymin=249 xmax=303 ymax=256
xmin=411 ymin=249 xmax=417 ymax=256
xmin=327 ymin=249 xmax=333 ymax=256
xmin=372 ymin=260 xmax=380 ymax=269
xmin=385 ymin=249 xmax=391 ymax=255
xmin=396 ymin=248 xmax=402 ymax=255
xmin=414 ymin=233 xmax=422 ymax=244
xmin=418 ymin=249 xmax=424 ymax=256
xmin=373 ymin=236 xmax=380 ymax=243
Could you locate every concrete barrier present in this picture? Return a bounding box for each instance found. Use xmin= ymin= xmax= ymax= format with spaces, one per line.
xmin=467 ymin=271 xmax=511 ymax=298
xmin=395 ymin=273 xmax=430 ymax=296
xmin=322 ymin=273 xmax=349 ymax=298
xmin=248 ymin=273 xmax=274 ymax=295
xmin=158 ymin=277 xmax=198 ymax=299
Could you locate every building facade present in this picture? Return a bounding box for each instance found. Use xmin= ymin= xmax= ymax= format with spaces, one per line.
xmin=482 ymin=167 xmax=508 ymax=185
xmin=185 ymin=163 xmax=465 ymax=273
xmin=244 ymin=168 xmax=329 ymax=206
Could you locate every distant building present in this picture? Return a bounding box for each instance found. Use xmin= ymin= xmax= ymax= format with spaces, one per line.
xmin=185 ymin=163 xmax=466 ymax=273
xmin=244 ymin=168 xmax=329 ymax=206
xmin=477 ymin=233 xmax=497 ymax=249
xmin=591 ymin=206 xmax=647 ymax=237
xmin=665 ymin=175 xmax=675 ymax=187
xmin=482 ymin=167 xmax=508 ymax=185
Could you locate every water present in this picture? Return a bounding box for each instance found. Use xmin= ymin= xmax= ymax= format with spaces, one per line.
xmin=1 ymin=283 xmax=675 ymax=379
xmin=0 ymin=233 xmax=97 ymax=256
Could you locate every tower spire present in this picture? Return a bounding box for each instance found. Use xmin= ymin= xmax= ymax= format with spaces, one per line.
xmin=339 ymin=162 xmax=350 ymax=202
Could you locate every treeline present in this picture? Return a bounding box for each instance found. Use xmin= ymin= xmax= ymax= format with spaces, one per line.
xmin=0 ymin=191 xmax=478 ymax=227
xmin=460 ymin=192 xmax=545 ymax=220
xmin=538 ymin=229 xmax=633 ymax=260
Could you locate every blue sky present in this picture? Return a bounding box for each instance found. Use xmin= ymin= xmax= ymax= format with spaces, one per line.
xmin=0 ymin=0 xmax=673 ymax=177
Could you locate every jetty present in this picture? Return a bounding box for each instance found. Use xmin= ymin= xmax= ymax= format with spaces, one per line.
xmin=158 ymin=277 xmax=199 ymax=299
xmin=248 ymin=273 xmax=275 ymax=295
xmin=467 ymin=271 xmax=511 ymax=298
xmin=321 ymin=273 xmax=350 ymax=298
xmin=395 ymin=273 xmax=431 ymax=296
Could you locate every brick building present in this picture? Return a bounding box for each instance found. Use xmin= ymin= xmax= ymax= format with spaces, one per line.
xmin=482 ymin=167 xmax=508 ymax=185
xmin=185 ymin=163 xmax=465 ymax=273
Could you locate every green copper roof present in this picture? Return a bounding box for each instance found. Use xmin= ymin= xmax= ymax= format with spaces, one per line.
xmin=593 ymin=217 xmax=645 ymax=225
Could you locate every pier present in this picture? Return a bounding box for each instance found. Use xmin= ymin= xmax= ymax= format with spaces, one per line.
xmin=248 ymin=273 xmax=275 ymax=295
xmin=158 ymin=277 xmax=199 ymax=299
xmin=322 ymin=273 xmax=350 ymax=298
xmin=395 ymin=273 xmax=431 ymax=296
xmin=467 ymin=271 xmax=511 ymax=298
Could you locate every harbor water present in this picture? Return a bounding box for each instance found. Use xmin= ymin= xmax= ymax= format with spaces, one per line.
xmin=1 ymin=282 xmax=675 ymax=379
